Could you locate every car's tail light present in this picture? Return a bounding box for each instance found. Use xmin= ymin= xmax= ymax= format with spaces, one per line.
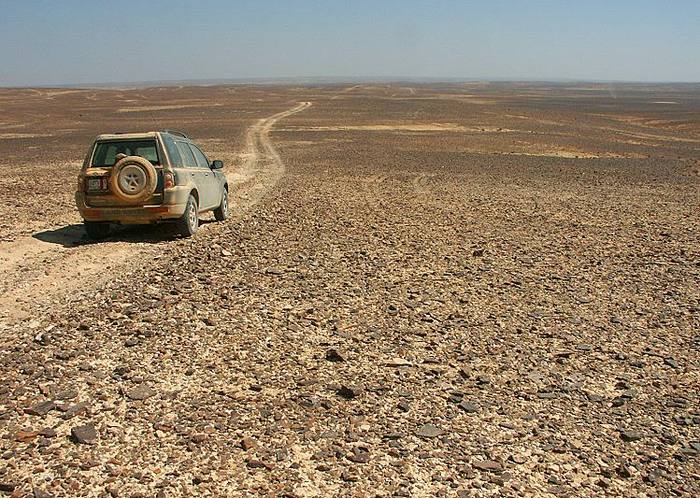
xmin=164 ymin=171 xmax=176 ymax=188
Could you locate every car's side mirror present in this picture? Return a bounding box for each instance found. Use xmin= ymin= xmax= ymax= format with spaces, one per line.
xmin=211 ymin=160 xmax=224 ymax=170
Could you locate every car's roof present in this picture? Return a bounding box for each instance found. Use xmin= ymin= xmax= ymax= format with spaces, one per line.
xmin=95 ymin=131 xmax=190 ymax=141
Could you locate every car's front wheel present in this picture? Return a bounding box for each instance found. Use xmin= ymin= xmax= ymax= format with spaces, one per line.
xmin=213 ymin=188 xmax=229 ymax=221
xmin=84 ymin=221 xmax=111 ymax=240
xmin=175 ymin=194 xmax=199 ymax=237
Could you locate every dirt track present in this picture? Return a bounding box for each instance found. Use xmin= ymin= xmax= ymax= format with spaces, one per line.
xmin=0 ymin=101 xmax=311 ymax=322
xmin=226 ymin=102 xmax=312 ymax=215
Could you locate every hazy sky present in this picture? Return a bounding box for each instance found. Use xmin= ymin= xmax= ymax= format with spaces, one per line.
xmin=1 ymin=0 xmax=698 ymax=86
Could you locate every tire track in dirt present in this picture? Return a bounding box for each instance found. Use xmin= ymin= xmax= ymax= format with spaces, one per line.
xmin=411 ymin=172 xmax=435 ymax=194
xmin=0 ymin=102 xmax=312 ymax=323
xmin=226 ymin=102 xmax=312 ymax=214
xmin=330 ymin=85 xmax=361 ymax=100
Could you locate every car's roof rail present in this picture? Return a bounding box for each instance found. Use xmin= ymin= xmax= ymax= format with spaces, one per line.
xmin=161 ymin=130 xmax=189 ymax=139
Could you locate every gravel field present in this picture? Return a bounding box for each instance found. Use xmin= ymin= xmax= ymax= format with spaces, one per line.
xmin=0 ymin=83 xmax=698 ymax=496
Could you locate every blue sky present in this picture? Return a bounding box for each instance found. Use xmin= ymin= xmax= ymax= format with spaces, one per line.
xmin=0 ymin=0 xmax=698 ymax=86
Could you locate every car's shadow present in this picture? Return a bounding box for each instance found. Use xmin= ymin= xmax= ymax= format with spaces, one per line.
xmin=32 ymin=220 xmax=215 ymax=248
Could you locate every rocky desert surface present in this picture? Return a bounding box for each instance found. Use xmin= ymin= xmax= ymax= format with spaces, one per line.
xmin=0 ymin=83 xmax=698 ymax=496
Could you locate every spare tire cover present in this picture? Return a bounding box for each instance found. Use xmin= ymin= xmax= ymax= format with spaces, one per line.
xmin=109 ymin=156 xmax=157 ymax=204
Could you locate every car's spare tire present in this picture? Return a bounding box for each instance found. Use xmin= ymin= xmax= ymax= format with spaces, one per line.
xmin=109 ymin=155 xmax=157 ymax=204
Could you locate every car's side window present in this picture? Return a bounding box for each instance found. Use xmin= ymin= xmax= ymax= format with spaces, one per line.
xmin=176 ymin=141 xmax=196 ymax=167
xmin=162 ymin=135 xmax=183 ymax=167
xmin=189 ymin=144 xmax=210 ymax=169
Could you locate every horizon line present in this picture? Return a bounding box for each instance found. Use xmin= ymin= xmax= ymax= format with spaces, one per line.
xmin=2 ymin=76 xmax=700 ymax=90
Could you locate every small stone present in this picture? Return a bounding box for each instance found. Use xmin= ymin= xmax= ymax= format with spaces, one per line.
xmin=665 ymin=397 xmax=687 ymax=408
xmin=597 ymin=478 xmax=611 ymax=488
xmin=416 ymin=424 xmax=444 ymax=438
xmin=325 ymin=349 xmax=345 ymax=362
xmin=459 ymin=401 xmax=479 ymax=413
xmin=587 ymin=393 xmax=605 ymax=403
xmin=54 ymin=350 xmax=72 ymax=360
xmin=398 ymin=400 xmax=410 ymax=412
xmin=554 ymin=350 xmax=574 ymax=358
xmin=679 ymin=446 xmax=699 ymax=456
xmin=510 ymin=454 xmax=527 ymax=464
xmin=448 ymin=392 xmax=463 ymax=403
xmin=644 ymin=469 xmax=662 ymax=484
xmin=664 ymin=357 xmax=678 ymax=369
xmin=612 ymin=396 xmax=626 ymax=407
xmin=114 ymin=365 xmax=130 ymax=377
xmin=476 ymin=375 xmax=491 ymax=385
xmin=473 ymin=460 xmax=503 ymax=472
xmin=126 ymin=385 xmax=157 ymax=401
xmin=385 ymin=357 xmax=412 ymax=367
xmin=240 ymin=437 xmax=256 ymax=451
xmin=246 ymin=459 xmax=273 ymax=470
xmin=337 ymin=385 xmax=363 ymax=399
xmin=80 ymin=458 xmax=100 ymax=470
xmin=124 ymin=337 xmax=139 ymax=347
xmin=15 ymin=430 xmax=40 ymax=442
xmin=34 ymin=332 xmax=50 ymax=345
xmin=71 ymin=423 xmax=97 ymax=444
xmin=39 ymin=427 xmax=57 ymax=438
xmin=620 ymin=429 xmax=643 ymax=442
xmin=25 ymin=400 xmax=55 ymax=416
xmin=33 ymin=488 xmax=53 ymax=498
xmin=617 ymin=462 xmax=633 ymax=478
xmin=185 ymin=433 xmax=204 ymax=444
xmin=347 ymin=447 xmax=370 ymax=464
xmin=0 ymin=482 xmax=16 ymax=493
xmin=458 ymin=466 xmax=476 ymax=479
xmin=341 ymin=470 xmax=359 ymax=482
xmin=62 ymin=402 xmax=89 ymax=419
xmin=54 ymin=388 xmax=78 ymax=401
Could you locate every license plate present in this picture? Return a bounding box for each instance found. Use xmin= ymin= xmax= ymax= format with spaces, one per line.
xmin=87 ymin=177 xmax=109 ymax=192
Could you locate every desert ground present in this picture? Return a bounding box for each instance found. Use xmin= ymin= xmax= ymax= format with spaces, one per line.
xmin=0 ymin=82 xmax=698 ymax=496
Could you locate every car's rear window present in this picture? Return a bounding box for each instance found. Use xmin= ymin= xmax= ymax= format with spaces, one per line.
xmin=92 ymin=140 xmax=160 ymax=167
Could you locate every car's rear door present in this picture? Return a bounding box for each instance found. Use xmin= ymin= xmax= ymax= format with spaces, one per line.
xmin=175 ymin=140 xmax=206 ymax=208
xmin=189 ymin=144 xmax=219 ymax=209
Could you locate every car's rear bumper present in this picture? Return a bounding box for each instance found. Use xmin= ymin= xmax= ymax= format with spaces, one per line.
xmin=76 ymin=186 xmax=190 ymax=223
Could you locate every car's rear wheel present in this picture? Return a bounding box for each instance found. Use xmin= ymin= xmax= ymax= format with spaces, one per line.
xmin=84 ymin=221 xmax=111 ymax=240
xmin=213 ymin=188 xmax=229 ymax=221
xmin=175 ymin=194 xmax=199 ymax=237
